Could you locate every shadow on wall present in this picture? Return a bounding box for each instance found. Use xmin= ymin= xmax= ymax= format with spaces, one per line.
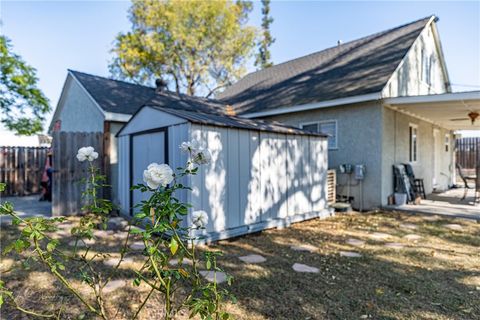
xmin=191 ymin=126 xmax=328 ymax=234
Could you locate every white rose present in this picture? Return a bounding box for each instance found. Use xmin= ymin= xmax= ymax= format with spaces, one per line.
xmin=143 ymin=163 xmax=174 ymax=189
xmin=76 ymin=146 xmax=99 ymax=162
xmin=179 ymin=140 xmax=200 ymax=154
xmin=192 ymin=148 xmax=211 ymax=165
xmin=191 ymin=210 xmax=208 ymax=229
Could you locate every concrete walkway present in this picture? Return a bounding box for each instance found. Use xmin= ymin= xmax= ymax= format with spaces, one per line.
xmin=0 ymin=195 xmax=51 ymax=225
xmin=384 ymin=188 xmax=480 ymax=221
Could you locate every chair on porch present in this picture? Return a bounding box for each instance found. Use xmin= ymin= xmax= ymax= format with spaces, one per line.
xmin=456 ymin=163 xmax=477 ymax=200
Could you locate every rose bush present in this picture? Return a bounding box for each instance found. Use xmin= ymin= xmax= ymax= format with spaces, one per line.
xmin=0 ymin=141 xmax=233 ymax=320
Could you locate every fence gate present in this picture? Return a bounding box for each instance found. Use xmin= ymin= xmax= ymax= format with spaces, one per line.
xmin=52 ymin=132 xmax=103 ymax=216
xmin=0 ymin=146 xmax=49 ymax=196
xmin=456 ymin=137 xmax=480 ymax=169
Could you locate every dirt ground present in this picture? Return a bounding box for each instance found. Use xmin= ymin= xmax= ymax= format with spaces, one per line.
xmin=1 ymin=211 xmax=479 ymax=319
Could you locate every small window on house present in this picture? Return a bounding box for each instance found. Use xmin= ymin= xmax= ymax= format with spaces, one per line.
xmin=445 ymin=134 xmax=450 ymax=152
xmin=409 ymin=124 xmax=418 ymax=162
xmin=300 ymin=120 xmax=337 ymax=149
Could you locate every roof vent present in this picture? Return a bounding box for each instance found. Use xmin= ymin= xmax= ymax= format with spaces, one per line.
xmin=337 ymin=40 xmax=343 ymax=46
xmin=155 ymin=78 xmax=168 ymax=92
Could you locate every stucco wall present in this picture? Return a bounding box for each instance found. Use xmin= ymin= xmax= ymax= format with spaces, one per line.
xmin=383 ymin=23 xmax=448 ymax=98
xmin=56 ymin=78 xmax=105 ymax=132
xmin=264 ymin=102 xmax=384 ymax=210
xmin=381 ymin=106 xmax=454 ymax=205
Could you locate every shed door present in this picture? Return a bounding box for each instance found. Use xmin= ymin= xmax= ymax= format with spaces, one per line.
xmin=131 ymin=130 xmax=167 ymax=215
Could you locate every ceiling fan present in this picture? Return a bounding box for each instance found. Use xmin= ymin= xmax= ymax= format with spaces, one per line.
xmin=450 ymin=111 xmax=479 ymax=125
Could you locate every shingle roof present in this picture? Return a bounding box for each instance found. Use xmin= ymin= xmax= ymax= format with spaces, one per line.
xmin=218 ymin=16 xmax=434 ymax=115
xmin=146 ymin=105 xmax=326 ymax=137
xmin=69 ymin=70 xmax=156 ymax=115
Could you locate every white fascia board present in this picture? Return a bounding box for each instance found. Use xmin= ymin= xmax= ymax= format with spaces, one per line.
xmin=104 ymin=112 xmax=132 ymax=122
xmin=241 ymin=92 xmax=382 ymax=118
xmin=383 ymin=91 xmax=480 ymax=105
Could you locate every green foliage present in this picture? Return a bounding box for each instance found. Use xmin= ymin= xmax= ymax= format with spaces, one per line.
xmin=0 ymin=145 xmax=234 ymax=319
xmin=0 ymin=36 xmax=50 ymax=135
xmin=110 ymin=0 xmax=258 ymax=97
xmin=254 ymin=0 xmax=275 ymax=69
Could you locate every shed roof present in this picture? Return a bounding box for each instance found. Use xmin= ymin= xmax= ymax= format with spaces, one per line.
xmin=147 ymin=105 xmax=327 ymax=137
xmin=218 ymin=16 xmax=434 ymax=115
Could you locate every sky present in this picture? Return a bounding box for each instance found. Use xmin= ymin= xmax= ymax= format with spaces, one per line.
xmin=1 ymin=0 xmax=479 ymax=134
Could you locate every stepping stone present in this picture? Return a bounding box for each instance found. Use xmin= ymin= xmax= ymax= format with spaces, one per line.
xmin=292 ymin=263 xmax=319 ymax=273
xmin=130 ymin=241 xmax=145 ymax=250
xmin=346 ymin=238 xmax=365 ymax=246
xmin=238 ymin=254 xmax=267 ymax=264
xmin=290 ymin=244 xmax=317 ymax=252
xmin=384 ymin=242 xmax=404 ymax=249
xmin=107 ymin=217 xmax=128 ymax=231
xmin=369 ymin=232 xmax=391 ymax=240
xmin=403 ymin=234 xmax=422 ymax=241
xmin=169 ymin=258 xmax=193 ymax=266
xmin=103 ymin=279 xmax=127 ymax=293
xmin=400 ymin=223 xmax=418 ymax=230
xmin=103 ymin=257 xmax=134 ymax=267
xmin=94 ymin=230 xmax=111 ymax=238
xmin=423 ymin=215 xmax=441 ymax=221
xmin=339 ymin=251 xmax=362 ymax=258
xmin=199 ymin=271 xmax=227 ymax=283
xmin=68 ymin=239 xmax=95 ymax=247
xmin=113 ymin=232 xmax=128 ymax=239
xmin=444 ymin=224 xmax=463 ymax=231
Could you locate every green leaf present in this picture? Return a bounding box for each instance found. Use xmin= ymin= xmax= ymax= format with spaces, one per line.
xmin=170 ymin=237 xmax=179 ymax=256
xmin=0 ymin=294 xmax=3 ymax=307
xmin=206 ymin=259 xmax=211 ymax=270
xmin=46 ymin=239 xmax=59 ymax=252
xmin=0 ymin=183 xmax=5 ymax=192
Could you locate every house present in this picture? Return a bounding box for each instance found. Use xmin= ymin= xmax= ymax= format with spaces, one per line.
xmin=48 ymin=70 xmax=157 ymax=205
xmin=50 ymin=15 xmax=480 ymax=216
xmin=217 ymin=15 xmax=479 ymax=210
xmin=116 ymin=100 xmax=330 ymax=240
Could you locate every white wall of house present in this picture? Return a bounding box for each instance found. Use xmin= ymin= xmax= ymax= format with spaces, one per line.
xmin=264 ymin=101 xmax=384 ymax=211
xmin=381 ymin=106 xmax=454 ymax=205
xmin=383 ymin=22 xmax=449 ymax=98
xmin=53 ymin=76 xmax=105 ymax=132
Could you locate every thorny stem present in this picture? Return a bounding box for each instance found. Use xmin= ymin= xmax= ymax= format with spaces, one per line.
xmin=132 ymin=286 xmax=156 ymax=320
xmin=32 ymin=237 xmax=103 ymax=318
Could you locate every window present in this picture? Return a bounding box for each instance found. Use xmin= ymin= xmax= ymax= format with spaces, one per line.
xmin=300 ymin=120 xmax=337 ymax=149
xmin=445 ymin=134 xmax=450 ymax=152
xmin=409 ymin=124 xmax=418 ymax=162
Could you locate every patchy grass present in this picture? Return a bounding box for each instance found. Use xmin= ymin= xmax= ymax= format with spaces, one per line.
xmin=1 ymin=212 xmax=479 ymax=319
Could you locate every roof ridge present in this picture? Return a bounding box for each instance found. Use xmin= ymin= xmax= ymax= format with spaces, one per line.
xmin=68 ymin=69 xmax=155 ymax=90
xmin=231 ymin=15 xmax=434 ymax=83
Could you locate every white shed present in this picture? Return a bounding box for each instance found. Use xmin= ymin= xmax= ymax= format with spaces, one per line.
xmin=117 ymin=105 xmax=331 ymax=241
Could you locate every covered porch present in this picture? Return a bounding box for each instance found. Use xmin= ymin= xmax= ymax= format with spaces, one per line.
xmin=383 ymin=91 xmax=480 ymax=217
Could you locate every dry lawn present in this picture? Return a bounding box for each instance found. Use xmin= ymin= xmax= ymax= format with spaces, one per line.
xmin=1 ymin=211 xmax=479 ymax=319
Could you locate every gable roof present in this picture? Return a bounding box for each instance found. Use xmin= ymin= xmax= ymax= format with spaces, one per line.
xmin=218 ymin=16 xmax=435 ymax=115
xmin=69 ymin=70 xmax=156 ymax=115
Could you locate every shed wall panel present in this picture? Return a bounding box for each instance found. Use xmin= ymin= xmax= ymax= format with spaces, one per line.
xmin=117 ymin=135 xmax=130 ymax=215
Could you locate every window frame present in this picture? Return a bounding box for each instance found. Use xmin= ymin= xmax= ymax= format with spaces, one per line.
xmin=409 ymin=123 xmax=419 ymax=163
xmin=300 ymin=120 xmax=338 ymax=150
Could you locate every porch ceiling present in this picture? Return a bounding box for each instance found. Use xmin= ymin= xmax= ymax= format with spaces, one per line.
xmin=383 ymin=91 xmax=480 ymax=130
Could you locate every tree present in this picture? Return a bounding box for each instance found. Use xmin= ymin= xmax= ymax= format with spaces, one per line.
xmin=255 ymin=0 xmax=275 ymax=69
xmin=110 ymin=0 xmax=258 ymax=97
xmin=0 ymin=36 xmax=50 ymax=135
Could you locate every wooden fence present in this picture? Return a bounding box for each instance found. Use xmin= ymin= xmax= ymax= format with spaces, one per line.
xmin=0 ymin=146 xmax=49 ymax=196
xmin=456 ymin=137 xmax=480 ymax=169
xmin=52 ymin=132 xmax=103 ymax=216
